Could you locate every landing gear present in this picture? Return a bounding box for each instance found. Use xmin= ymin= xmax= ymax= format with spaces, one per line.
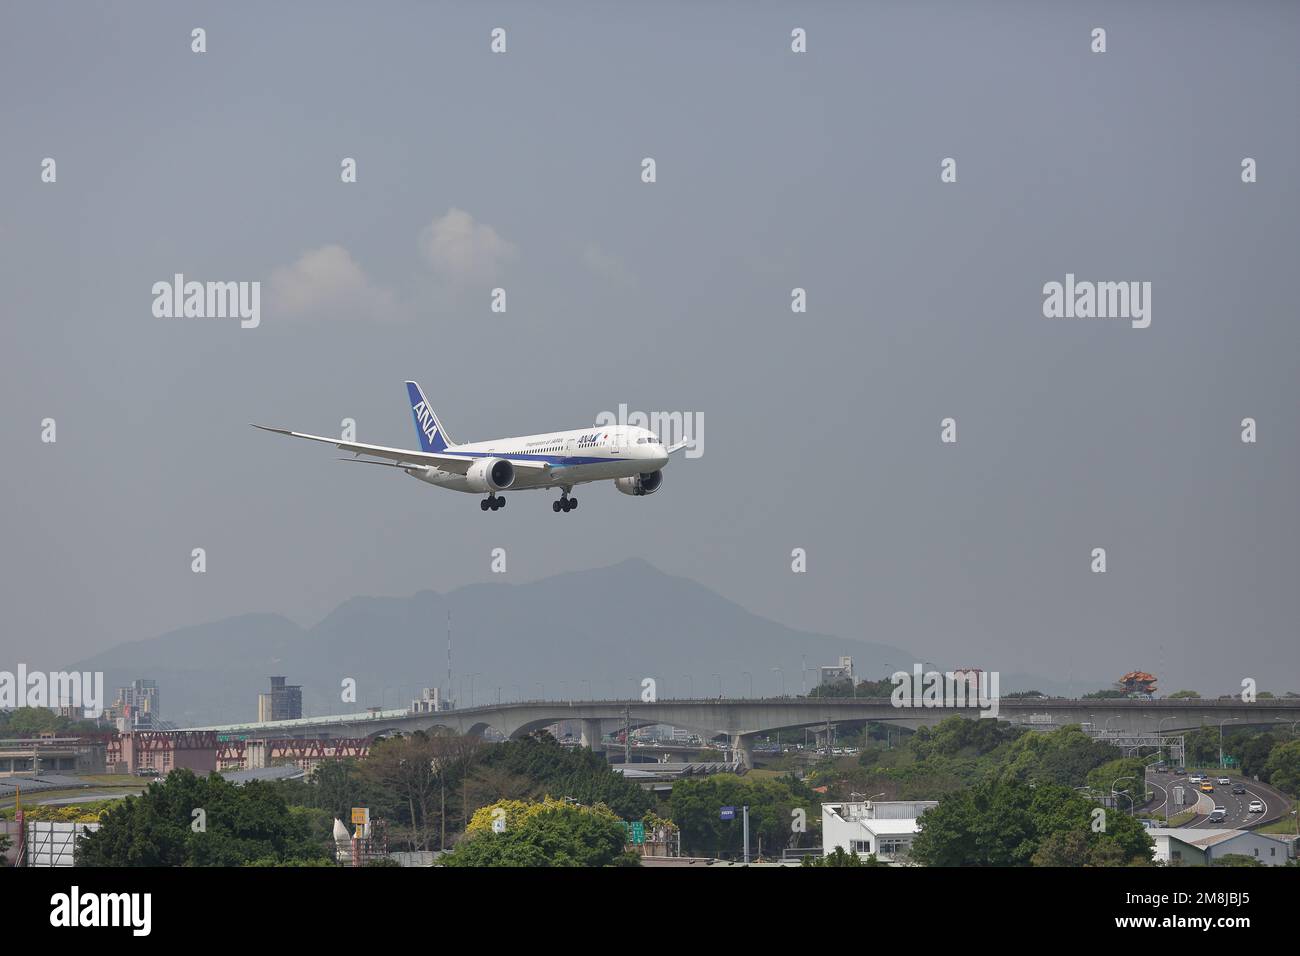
xmin=553 ymin=491 xmax=578 ymax=513
xmin=482 ymin=494 xmax=505 ymax=512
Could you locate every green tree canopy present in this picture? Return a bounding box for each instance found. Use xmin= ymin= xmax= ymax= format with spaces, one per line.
xmin=668 ymin=773 xmax=819 ymax=858
xmin=77 ymin=769 xmax=332 ymax=867
xmin=910 ymin=779 xmax=1152 ymax=867
xmin=441 ymin=799 xmax=638 ymax=867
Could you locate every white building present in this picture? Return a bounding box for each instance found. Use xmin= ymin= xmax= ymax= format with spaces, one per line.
xmin=821 ymin=800 xmax=938 ymax=863
xmin=818 ymin=656 xmax=855 ymax=686
xmin=1147 ymin=827 xmax=1296 ymax=867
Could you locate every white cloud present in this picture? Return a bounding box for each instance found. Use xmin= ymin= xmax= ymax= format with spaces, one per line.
xmin=581 ymin=243 xmax=635 ymax=286
xmin=418 ymin=208 xmax=517 ymax=283
xmin=268 ymin=244 xmax=401 ymax=321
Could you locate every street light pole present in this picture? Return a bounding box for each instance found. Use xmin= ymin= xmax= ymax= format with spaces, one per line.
xmin=1218 ymin=718 xmax=1239 ymax=769
xmin=624 ymin=705 xmax=631 ymax=769
xmin=1111 ymin=776 xmax=1138 ymax=815
xmin=742 ymin=805 xmax=750 ymax=865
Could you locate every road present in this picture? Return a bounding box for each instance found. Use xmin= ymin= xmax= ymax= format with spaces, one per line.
xmin=1144 ymin=769 xmax=1290 ymax=830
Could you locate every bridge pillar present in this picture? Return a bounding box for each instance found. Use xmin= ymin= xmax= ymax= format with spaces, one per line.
xmin=581 ymin=719 xmax=605 ymax=753
xmin=730 ymin=734 xmax=754 ymax=769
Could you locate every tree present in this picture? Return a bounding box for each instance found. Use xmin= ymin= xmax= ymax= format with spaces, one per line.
xmin=803 ymin=846 xmax=862 ymax=866
xmin=1264 ymin=739 xmax=1300 ymax=796
xmin=997 ymin=725 xmax=1121 ymax=789
xmin=910 ymin=779 xmax=1152 ymax=867
xmin=669 ymin=773 xmax=820 ymax=858
xmin=1210 ymin=853 xmax=1262 ymax=867
xmin=307 ymin=758 xmax=370 ymax=821
xmin=472 ymin=733 xmax=653 ymax=819
xmin=1166 ymin=690 xmax=1201 ymax=699
xmin=1086 ymin=757 xmax=1150 ymax=810
xmin=807 ymin=677 xmax=894 ymax=699
xmin=1236 ymin=732 xmax=1281 ymax=779
xmin=911 ymin=715 xmax=1023 ymax=761
xmin=1 ymin=707 xmax=64 ymax=735
xmin=442 ymin=798 xmax=638 ymax=867
xmin=362 ymin=732 xmax=443 ymax=851
xmin=76 ymin=769 xmax=332 ymax=867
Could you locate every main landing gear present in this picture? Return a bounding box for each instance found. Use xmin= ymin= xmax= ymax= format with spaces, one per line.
xmin=480 ymin=494 xmax=506 ymax=512
xmin=552 ymin=491 xmax=578 ymax=513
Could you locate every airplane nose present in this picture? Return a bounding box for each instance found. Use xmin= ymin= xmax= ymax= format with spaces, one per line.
xmin=640 ymin=441 xmax=666 ymax=466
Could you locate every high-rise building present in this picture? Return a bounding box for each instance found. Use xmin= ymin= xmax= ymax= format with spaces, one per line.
xmin=258 ymin=676 xmax=303 ymax=721
xmin=108 ymin=679 xmax=160 ymax=732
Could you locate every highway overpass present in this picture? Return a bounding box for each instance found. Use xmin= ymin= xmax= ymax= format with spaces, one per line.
xmin=190 ymin=697 xmax=1300 ymax=768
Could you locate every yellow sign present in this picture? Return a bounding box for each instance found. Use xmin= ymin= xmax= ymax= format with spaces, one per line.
xmin=351 ymin=807 xmax=369 ymax=825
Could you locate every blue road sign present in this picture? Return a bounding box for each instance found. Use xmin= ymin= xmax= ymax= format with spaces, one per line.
xmin=720 ymin=806 xmax=735 ymax=820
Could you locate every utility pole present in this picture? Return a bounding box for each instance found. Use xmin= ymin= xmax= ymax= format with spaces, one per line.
xmin=742 ymin=805 xmax=750 ymax=864
xmin=624 ymin=705 xmax=631 ymax=769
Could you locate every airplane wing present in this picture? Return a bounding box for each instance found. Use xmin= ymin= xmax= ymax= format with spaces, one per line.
xmin=251 ymin=424 xmax=549 ymax=475
xmin=666 ymin=438 xmax=694 ymax=455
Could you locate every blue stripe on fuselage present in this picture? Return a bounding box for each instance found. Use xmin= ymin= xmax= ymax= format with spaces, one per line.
xmin=443 ymin=451 xmax=622 ymax=466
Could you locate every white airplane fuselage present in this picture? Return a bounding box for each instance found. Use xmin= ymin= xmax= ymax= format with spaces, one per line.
xmin=408 ymin=424 xmax=669 ymax=493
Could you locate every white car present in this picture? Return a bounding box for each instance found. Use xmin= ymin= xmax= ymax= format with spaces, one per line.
xmin=1216 ymin=776 xmax=1231 ymax=785
xmin=1248 ymin=800 xmax=1265 ymax=813
xmin=1188 ymin=774 xmax=1204 ymax=784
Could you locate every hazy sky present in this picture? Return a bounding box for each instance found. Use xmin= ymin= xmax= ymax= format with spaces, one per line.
xmin=2 ymin=1 xmax=1297 ymax=695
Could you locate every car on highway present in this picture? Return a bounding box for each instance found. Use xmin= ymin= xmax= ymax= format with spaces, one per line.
xmin=1200 ymin=781 xmax=1215 ymax=792
xmin=1189 ymin=774 xmax=1204 ymax=783
xmin=1248 ymin=799 xmax=1265 ymax=813
xmin=1231 ymin=784 xmax=1246 ymax=795
xmin=1208 ymin=806 xmax=1227 ymax=823
xmin=1216 ymin=776 xmax=1231 ymax=785
xmin=1172 ymin=767 xmax=1186 ymax=776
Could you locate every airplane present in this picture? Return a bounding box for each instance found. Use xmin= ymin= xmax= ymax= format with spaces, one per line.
xmin=252 ymin=381 xmax=691 ymax=512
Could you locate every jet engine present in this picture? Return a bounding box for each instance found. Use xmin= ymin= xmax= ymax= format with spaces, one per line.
xmin=614 ymin=470 xmax=663 ymax=496
xmin=465 ymin=457 xmax=515 ymax=492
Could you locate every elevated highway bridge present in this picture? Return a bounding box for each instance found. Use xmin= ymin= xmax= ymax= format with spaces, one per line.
xmin=190 ymin=697 xmax=1300 ymax=768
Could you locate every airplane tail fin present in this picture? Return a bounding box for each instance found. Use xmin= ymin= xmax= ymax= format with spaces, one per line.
xmin=405 ymin=381 xmax=453 ymax=452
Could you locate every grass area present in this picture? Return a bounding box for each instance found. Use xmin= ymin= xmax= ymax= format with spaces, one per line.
xmin=1255 ymin=801 xmax=1298 ymax=835
xmin=1255 ymin=818 xmax=1297 ymax=835
xmin=71 ymin=774 xmax=147 ymax=787
xmin=0 ymin=787 xmax=142 ymax=814
xmin=742 ymin=768 xmax=790 ymax=782
xmin=1164 ymin=809 xmax=1197 ymax=827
